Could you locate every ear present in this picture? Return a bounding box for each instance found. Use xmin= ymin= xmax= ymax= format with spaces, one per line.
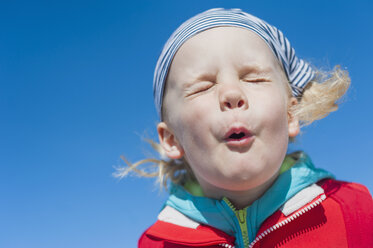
xmin=287 ymin=97 xmax=300 ymax=138
xmin=157 ymin=122 xmax=184 ymax=159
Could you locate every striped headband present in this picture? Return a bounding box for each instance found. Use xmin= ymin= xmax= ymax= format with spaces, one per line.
xmin=153 ymin=8 xmax=314 ymax=118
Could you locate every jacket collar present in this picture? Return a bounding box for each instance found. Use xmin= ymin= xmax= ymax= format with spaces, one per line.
xmin=164 ymin=152 xmax=334 ymax=244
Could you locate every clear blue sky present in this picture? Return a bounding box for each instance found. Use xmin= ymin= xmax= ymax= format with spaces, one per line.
xmin=1 ymin=1 xmax=372 ymax=247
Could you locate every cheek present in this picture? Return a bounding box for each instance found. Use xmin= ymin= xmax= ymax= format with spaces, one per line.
xmin=258 ymin=94 xmax=289 ymax=140
xmin=173 ymin=100 xmax=214 ymax=148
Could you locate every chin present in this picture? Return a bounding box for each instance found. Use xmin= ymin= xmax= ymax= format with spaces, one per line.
xmin=218 ymin=166 xmax=280 ymax=191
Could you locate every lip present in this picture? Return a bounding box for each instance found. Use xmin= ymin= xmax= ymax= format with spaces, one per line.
xmin=223 ymin=126 xmax=254 ymax=148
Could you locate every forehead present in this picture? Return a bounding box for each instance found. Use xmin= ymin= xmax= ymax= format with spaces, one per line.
xmin=168 ymin=27 xmax=282 ymax=77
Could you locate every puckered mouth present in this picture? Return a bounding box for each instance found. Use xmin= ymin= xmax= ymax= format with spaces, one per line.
xmin=223 ymin=126 xmax=252 ymax=141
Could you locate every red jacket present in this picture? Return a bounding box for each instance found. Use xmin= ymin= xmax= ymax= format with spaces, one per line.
xmin=139 ymin=179 xmax=373 ymax=248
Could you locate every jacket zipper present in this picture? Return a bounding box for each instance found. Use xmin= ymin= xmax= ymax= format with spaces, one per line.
xmin=222 ymin=197 xmax=249 ymax=248
xmin=248 ymin=194 xmax=326 ymax=248
xmin=219 ymin=194 xmax=326 ymax=248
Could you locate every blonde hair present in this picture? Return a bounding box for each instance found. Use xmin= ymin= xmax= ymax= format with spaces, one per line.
xmin=113 ymin=140 xmax=195 ymax=189
xmin=293 ymin=65 xmax=350 ymax=126
xmin=114 ymin=66 xmax=351 ymax=188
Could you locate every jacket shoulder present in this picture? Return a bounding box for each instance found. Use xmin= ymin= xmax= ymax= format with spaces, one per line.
xmin=320 ymin=178 xmax=372 ymax=196
xmin=319 ymin=178 xmax=373 ymax=211
xmin=255 ymin=180 xmax=372 ymax=248
xmin=319 ymin=179 xmax=373 ymax=246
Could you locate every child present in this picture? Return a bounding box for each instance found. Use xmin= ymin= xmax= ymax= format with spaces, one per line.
xmin=117 ymin=8 xmax=373 ymax=247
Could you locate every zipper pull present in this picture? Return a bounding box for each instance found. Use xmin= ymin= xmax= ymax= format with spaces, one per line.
xmin=237 ymin=209 xmax=246 ymax=223
xmin=236 ymin=209 xmax=249 ymax=247
xmin=222 ymin=198 xmax=249 ymax=247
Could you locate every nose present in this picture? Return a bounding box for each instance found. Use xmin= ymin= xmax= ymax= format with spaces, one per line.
xmin=219 ymin=83 xmax=248 ymax=111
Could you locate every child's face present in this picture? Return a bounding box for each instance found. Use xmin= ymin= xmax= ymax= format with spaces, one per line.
xmin=158 ymin=27 xmax=299 ymax=193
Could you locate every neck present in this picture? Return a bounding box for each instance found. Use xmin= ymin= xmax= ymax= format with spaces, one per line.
xmin=198 ymin=171 xmax=280 ymax=209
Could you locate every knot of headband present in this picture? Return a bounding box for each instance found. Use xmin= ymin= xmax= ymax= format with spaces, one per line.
xmin=153 ymin=8 xmax=314 ymax=118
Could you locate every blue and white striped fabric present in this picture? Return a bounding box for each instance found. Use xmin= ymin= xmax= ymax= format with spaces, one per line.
xmin=153 ymin=8 xmax=314 ymax=118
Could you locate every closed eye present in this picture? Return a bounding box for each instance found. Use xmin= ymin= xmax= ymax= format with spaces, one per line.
xmin=185 ymin=81 xmax=214 ymax=97
xmin=242 ymin=78 xmax=270 ymax=83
